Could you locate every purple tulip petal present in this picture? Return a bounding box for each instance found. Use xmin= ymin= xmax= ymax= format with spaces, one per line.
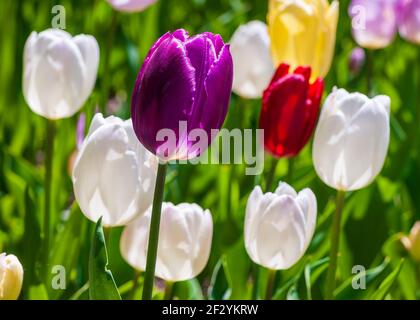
xmin=200 ymin=44 xmax=233 ymax=138
xmin=132 ymin=35 xmax=196 ymax=155
xmin=131 ymin=29 xmax=233 ymax=160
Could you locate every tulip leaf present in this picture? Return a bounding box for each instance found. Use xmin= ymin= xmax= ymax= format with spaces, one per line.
xmin=47 ymin=204 xmax=86 ymax=299
xmin=88 ymin=217 xmax=121 ymax=300
xmin=23 ymin=186 xmax=42 ymax=292
xmin=371 ymin=259 xmax=404 ymax=300
xmin=333 ymin=259 xmax=389 ymax=300
xmin=208 ymin=256 xmax=232 ymax=300
xmin=382 ymin=234 xmax=417 ymax=300
xmin=28 ymin=284 xmax=49 ymax=300
xmin=174 ymin=279 xmax=204 ymax=300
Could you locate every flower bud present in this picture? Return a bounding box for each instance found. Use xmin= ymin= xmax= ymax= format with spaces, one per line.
xmin=0 ymin=253 xmax=24 ymax=300
xmin=131 ymin=29 xmax=233 ymax=161
xmin=268 ymin=0 xmax=339 ymax=78
xmin=313 ymin=88 xmax=390 ymax=191
xmin=23 ymin=29 xmax=99 ymax=119
xmin=402 ymin=222 xmax=420 ymax=262
xmin=398 ymin=0 xmax=420 ymax=44
xmin=72 ymin=113 xmax=158 ymax=227
xmin=244 ymin=183 xmax=317 ymax=270
xmin=120 ymin=202 xmax=213 ymax=282
xmin=230 ymin=21 xmax=274 ymax=99
xmin=260 ymin=64 xmax=323 ymax=158
xmin=106 ymin=0 xmax=157 ymax=12
xmin=349 ymin=0 xmax=398 ymax=49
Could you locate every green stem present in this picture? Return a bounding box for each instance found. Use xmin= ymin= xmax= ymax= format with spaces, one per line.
xmin=164 ymin=281 xmax=174 ymax=300
xmin=286 ymin=157 xmax=295 ymax=183
xmin=251 ymin=263 xmax=260 ymax=299
xmin=129 ymin=270 xmax=141 ymax=300
xmin=265 ymin=158 xmax=278 ymax=192
xmin=43 ymin=119 xmax=55 ymax=280
xmin=325 ymin=190 xmax=346 ymax=300
xmin=416 ymin=49 xmax=420 ymax=158
xmin=142 ymin=163 xmax=167 ymax=300
xmin=366 ymin=49 xmax=373 ymax=95
xmin=101 ymin=10 xmax=118 ymax=115
xmin=265 ymin=269 xmax=277 ymax=300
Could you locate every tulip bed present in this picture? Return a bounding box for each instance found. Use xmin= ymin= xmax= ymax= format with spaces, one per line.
xmin=0 ymin=0 xmax=420 ymax=301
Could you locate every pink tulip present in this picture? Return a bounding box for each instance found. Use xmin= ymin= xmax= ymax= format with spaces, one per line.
xmin=106 ymin=0 xmax=157 ymax=12
xmin=398 ymin=0 xmax=420 ymax=44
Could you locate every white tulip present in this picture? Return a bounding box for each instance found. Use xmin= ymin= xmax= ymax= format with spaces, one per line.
xmin=312 ymin=88 xmax=390 ymax=191
xmin=23 ymin=29 xmax=99 ymax=119
xmin=72 ymin=113 xmax=157 ymax=227
xmin=0 ymin=253 xmax=24 ymax=300
xmin=230 ymin=21 xmax=274 ymax=99
xmin=120 ymin=202 xmax=213 ymax=282
xmin=244 ymin=183 xmax=317 ymax=270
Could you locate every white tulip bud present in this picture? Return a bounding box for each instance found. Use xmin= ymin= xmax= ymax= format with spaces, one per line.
xmin=0 ymin=253 xmax=24 ymax=300
xmin=120 ymin=202 xmax=213 ymax=282
xmin=244 ymin=183 xmax=317 ymax=270
xmin=230 ymin=21 xmax=274 ymax=99
xmin=313 ymin=88 xmax=390 ymax=191
xmin=72 ymin=113 xmax=158 ymax=227
xmin=23 ymin=29 xmax=99 ymax=119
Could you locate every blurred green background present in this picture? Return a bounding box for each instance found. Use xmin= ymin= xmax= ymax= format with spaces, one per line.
xmin=0 ymin=0 xmax=419 ymax=300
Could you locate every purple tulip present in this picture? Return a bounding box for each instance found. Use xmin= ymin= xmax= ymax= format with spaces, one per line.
xmin=348 ymin=47 xmax=366 ymax=75
xmin=398 ymin=0 xmax=420 ymax=44
xmin=131 ymin=29 xmax=233 ymax=161
xmin=349 ymin=0 xmax=399 ymax=49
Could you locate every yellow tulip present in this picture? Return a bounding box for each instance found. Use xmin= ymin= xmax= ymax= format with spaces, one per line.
xmin=268 ymin=0 xmax=339 ymax=78
xmin=0 ymin=253 xmax=24 ymax=300
xmin=401 ymin=222 xmax=420 ymax=262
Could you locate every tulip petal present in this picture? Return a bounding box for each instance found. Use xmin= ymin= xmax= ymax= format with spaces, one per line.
xmin=198 ymin=44 xmax=233 ymax=139
xmin=131 ymin=35 xmax=196 ymax=157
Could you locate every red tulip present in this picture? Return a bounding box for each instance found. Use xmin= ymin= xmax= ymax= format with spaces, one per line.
xmin=259 ymin=63 xmax=324 ymax=158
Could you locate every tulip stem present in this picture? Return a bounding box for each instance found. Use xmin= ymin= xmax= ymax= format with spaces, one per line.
xmin=265 ymin=269 xmax=277 ymax=300
xmin=142 ymin=162 xmax=167 ymax=300
xmin=251 ymin=263 xmax=260 ymax=299
xmin=129 ymin=270 xmax=141 ymax=300
xmin=101 ymin=10 xmax=118 ymax=114
xmin=164 ymin=281 xmax=174 ymax=300
xmin=265 ymin=158 xmax=278 ymax=192
xmin=325 ymin=190 xmax=346 ymax=300
xmin=286 ymin=157 xmax=295 ymax=183
xmin=366 ymin=49 xmax=373 ymax=95
xmin=43 ymin=119 xmax=55 ymax=280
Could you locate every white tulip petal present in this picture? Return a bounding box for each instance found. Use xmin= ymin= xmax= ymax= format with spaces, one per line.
xmin=23 ymin=29 xmax=99 ymax=119
xmin=230 ymin=21 xmax=274 ymax=99
xmin=313 ymin=88 xmax=390 ymax=191
xmin=72 ymin=113 xmax=157 ymax=227
xmin=73 ymin=35 xmax=100 ymax=102
xmin=244 ymin=183 xmax=317 ymax=270
xmin=120 ymin=202 xmax=213 ymax=282
xmin=275 ymin=182 xmax=298 ymax=197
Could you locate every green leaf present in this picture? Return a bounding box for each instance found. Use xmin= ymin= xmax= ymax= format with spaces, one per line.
xmin=23 ymin=186 xmax=42 ymax=292
xmin=175 ymin=279 xmax=204 ymax=300
xmin=88 ymin=217 xmax=121 ymax=300
xmin=28 ymin=284 xmax=49 ymax=300
xmin=334 ymin=259 xmax=389 ymax=300
xmin=208 ymin=256 xmax=232 ymax=300
xmin=47 ymin=204 xmax=86 ymax=299
xmin=371 ymin=259 xmax=404 ymax=300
